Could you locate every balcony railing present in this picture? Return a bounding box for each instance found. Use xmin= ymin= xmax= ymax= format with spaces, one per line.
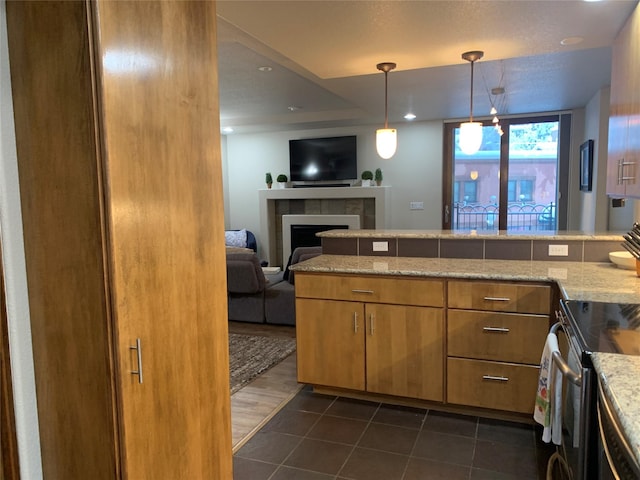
xmin=453 ymin=202 xmax=556 ymax=231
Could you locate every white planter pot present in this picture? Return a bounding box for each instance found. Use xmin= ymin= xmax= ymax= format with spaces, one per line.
xmin=361 ymin=180 xmax=372 ymax=187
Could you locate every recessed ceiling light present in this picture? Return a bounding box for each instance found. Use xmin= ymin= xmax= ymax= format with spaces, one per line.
xmin=257 ymin=66 xmax=272 ymax=72
xmin=404 ymin=113 xmax=416 ymax=120
xmin=561 ymin=36 xmax=584 ymax=46
xmin=222 ymin=127 xmax=234 ymax=133
xmin=287 ymin=106 xmax=301 ymax=112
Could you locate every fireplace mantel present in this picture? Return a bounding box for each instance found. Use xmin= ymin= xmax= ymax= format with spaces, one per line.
xmin=258 ymin=186 xmax=390 ymax=266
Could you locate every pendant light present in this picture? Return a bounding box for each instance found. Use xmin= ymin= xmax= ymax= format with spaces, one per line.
xmin=376 ymin=62 xmax=397 ymax=159
xmin=459 ymin=51 xmax=484 ymax=155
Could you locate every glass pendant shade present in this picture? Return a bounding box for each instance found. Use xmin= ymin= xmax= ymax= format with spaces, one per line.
xmin=459 ymin=122 xmax=483 ymax=155
xmin=376 ymin=128 xmax=397 ymax=159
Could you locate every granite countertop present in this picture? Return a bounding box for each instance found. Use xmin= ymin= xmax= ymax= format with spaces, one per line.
xmin=591 ymin=353 xmax=640 ymax=470
xmin=317 ymin=228 xmax=625 ymax=241
xmin=291 ymin=254 xmax=640 ymax=303
xmin=291 ymin=252 xmax=640 ymax=460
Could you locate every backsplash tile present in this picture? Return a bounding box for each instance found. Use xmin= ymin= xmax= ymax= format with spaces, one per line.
xmin=322 ymin=238 xmax=358 ymax=256
xmin=359 ymin=238 xmax=398 ymax=257
xmin=397 ymin=239 xmax=439 ymax=258
xmin=584 ymin=240 xmax=625 ymax=263
xmin=485 ymin=240 xmax=531 ymax=260
xmin=440 ymin=239 xmax=483 ymax=259
xmin=532 ymin=240 xmax=582 ymax=262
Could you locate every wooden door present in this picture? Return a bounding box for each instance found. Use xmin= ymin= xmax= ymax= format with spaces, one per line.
xmin=93 ymin=2 xmax=232 ymax=479
xmin=365 ymin=304 xmax=444 ymax=401
xmin=296 ymin=299 xmax=365 ymax=390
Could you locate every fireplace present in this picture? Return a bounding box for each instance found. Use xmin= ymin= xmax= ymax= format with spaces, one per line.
xmin=282 ymin=214 xmax=360 ymax=264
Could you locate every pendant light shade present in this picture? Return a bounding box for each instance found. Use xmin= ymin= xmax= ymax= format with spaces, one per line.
xmin=376 ymin=128 xmax=397 ymax=159
xmin=376 ymin=62 xmax=397 ymax=159
xmin=459 ymin=122 xmax=483 ymax=155
xmin=459 ymin=51 xmax=484 ymax=155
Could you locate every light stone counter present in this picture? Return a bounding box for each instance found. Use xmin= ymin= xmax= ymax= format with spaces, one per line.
xmin=317 ymin=228 xmax=624 ymax=241
xmin=591 ymin=353 xmax=640 ymax=471
xmin=291 ymin=254 xmax=640 ymax=303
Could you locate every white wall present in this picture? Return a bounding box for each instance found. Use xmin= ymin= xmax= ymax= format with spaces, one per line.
xmin=579 ymin=87 xmax=611 ymax=231
xmin=0 ymin=2 xmax=43 ymax=478
xmin=223 ymin=121 xmax=444 ymax=257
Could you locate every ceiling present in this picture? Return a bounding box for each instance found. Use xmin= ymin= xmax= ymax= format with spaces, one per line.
xmin=216 ymin=0 xmax=638 ymax=135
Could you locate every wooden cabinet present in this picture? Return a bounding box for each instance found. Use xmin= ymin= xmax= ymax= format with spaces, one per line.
xmin=296 ymin=274 xmax=444 ymax=402
xmin=447 ymin=280 xmax=551 ymax=414
xmin=6 ymin=2 xmax=232 ymax=479
xmin=607 ymin=4 xmax=640 ymax=197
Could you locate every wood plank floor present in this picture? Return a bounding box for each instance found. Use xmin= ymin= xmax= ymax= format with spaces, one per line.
xmin=229 ymin=322 xmax=301 ymax=452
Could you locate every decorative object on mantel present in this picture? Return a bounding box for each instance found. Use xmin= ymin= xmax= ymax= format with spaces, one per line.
xmin=361 ymin=170 xmax=374 ymax=187
xmin=375 ymin=62 xmax=397 ymax=160
xmin=265 ymin=172 xmax=273 ymax=189
xmin=459 ymin=50 xmax=484 ymax=155
xmin=375 ymin=168 xmax=383 ymax=186
xmin=276 ymin=174 xmax=288 ymax=189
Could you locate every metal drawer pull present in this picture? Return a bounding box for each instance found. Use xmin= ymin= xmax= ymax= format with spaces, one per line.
xmin=370 ymin=313 xmax=375 ymax=335
xmin=130 ymin=338 xmax=144 ymax=384
xmin=482 ymin=375 xmax=509 ymax=382
xmin=483 ymin=326 xmax=510 ymax=333
xmin=354 ymin=313 xmax=358 ymax=333
xmin=352 ymin=289 xmax=374 ymax=294
xmin=483 ymin=296 xmax=510 ymax=302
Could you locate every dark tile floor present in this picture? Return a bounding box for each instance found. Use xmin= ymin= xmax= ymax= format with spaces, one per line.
xmin=234 ymin=386 xmax=556 ymax=480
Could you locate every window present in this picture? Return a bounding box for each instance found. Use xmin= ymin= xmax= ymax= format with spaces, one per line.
xmin=443 ymin=115 xmax=570 ymax=231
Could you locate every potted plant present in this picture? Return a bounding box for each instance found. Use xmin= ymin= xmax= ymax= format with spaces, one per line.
xmin=374 ymin=168 xmax=383 ymax=186
xmin=361 ymin=170 xmax=373 ymax=187
xmin=276 ymin=174 xmax=288 ymax=188
xmin=265 ymin=172 xmax=273 ymax=189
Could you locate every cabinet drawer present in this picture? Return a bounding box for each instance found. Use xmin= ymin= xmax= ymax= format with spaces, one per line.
xmin=447 ymin=310 xmax=549 ymax=364
xmin=295 ymin=273 xmax=444 ymax=307
xmin=447 ymin=358 xmax=539 ymax=414
xmin=448 ymin=281 xmax=551 ymax=314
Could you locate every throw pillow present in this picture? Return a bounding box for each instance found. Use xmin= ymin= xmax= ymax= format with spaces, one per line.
xmin=225 ymin=229 xmax=247 ymax=248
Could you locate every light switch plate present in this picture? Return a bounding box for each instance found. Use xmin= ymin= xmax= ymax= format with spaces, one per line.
xmin=372 ymin=241 xmax=388 ymax=252
xmin=409 ymin=201 xmax=424 ymax=210
xmin=548 ymin=244 xmax=569 ymax=256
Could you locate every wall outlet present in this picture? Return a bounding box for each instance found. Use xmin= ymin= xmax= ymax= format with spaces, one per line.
xmin=372 ymin=241 xmax=388 ymax=252
xmin=410 ymin=201 xmax=424 ymax=210
xmin=548 ymin=244 xmax=569 ymax=256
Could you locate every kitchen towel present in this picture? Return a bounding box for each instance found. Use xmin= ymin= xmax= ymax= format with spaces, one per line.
xmin=534 ymin=332 xmax=562 ymax=445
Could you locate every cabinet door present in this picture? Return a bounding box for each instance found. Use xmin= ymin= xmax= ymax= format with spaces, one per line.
xmin=97 ymin=2 xmax=232 ymax=479
xmin=365 ymin=304 xmax=444 ymax=401
xmin=296 ymin=299 xmax=365 ymax=390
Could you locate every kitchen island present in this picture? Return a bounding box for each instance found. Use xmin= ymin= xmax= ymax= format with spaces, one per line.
xmin=290 ymin=230 xmax=640 ymax=468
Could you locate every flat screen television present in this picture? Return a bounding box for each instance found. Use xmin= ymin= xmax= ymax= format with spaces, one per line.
xmin=289 ymin=135 xmax=357 ymax=182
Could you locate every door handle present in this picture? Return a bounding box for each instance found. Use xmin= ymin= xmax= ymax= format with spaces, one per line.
xmin=482 ymin=326 xmax=510 ymax=333
xmin=354 ymin=312 xmax=358 ymax=333
xmin=130 ymin=338 xmax=144 ymax=384
xmin=369 ymin=313 xmax=375 ymax=335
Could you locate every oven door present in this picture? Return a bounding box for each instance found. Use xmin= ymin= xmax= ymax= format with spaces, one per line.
xmin=550 ymin=319 xmax=595 ymax=480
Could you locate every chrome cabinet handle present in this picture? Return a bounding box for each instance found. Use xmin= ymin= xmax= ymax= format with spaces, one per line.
xmin=618 ymin=158 xmax=623 ymax=184
xmin=483 ymin=296 xmax=510 ymax=302
xmin=482 ymin=375 xmax=509 ymax=382
xmin=354 ymin=312 xmax=358 ymax=333
xmin=130 ymin=338 xmax=143 ymax=384
xmin=352 ymin=289 xmax=374 ymax=294
xmin=482 ymin=326 xmax=510 ymax=333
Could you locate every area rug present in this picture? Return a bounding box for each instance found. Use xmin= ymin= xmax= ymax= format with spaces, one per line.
xmin=229 ymin=333 xmax=296 ymax=394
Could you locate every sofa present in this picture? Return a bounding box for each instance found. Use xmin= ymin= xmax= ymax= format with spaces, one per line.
xmin=225 ymin=246 xmax=322 ymax=325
